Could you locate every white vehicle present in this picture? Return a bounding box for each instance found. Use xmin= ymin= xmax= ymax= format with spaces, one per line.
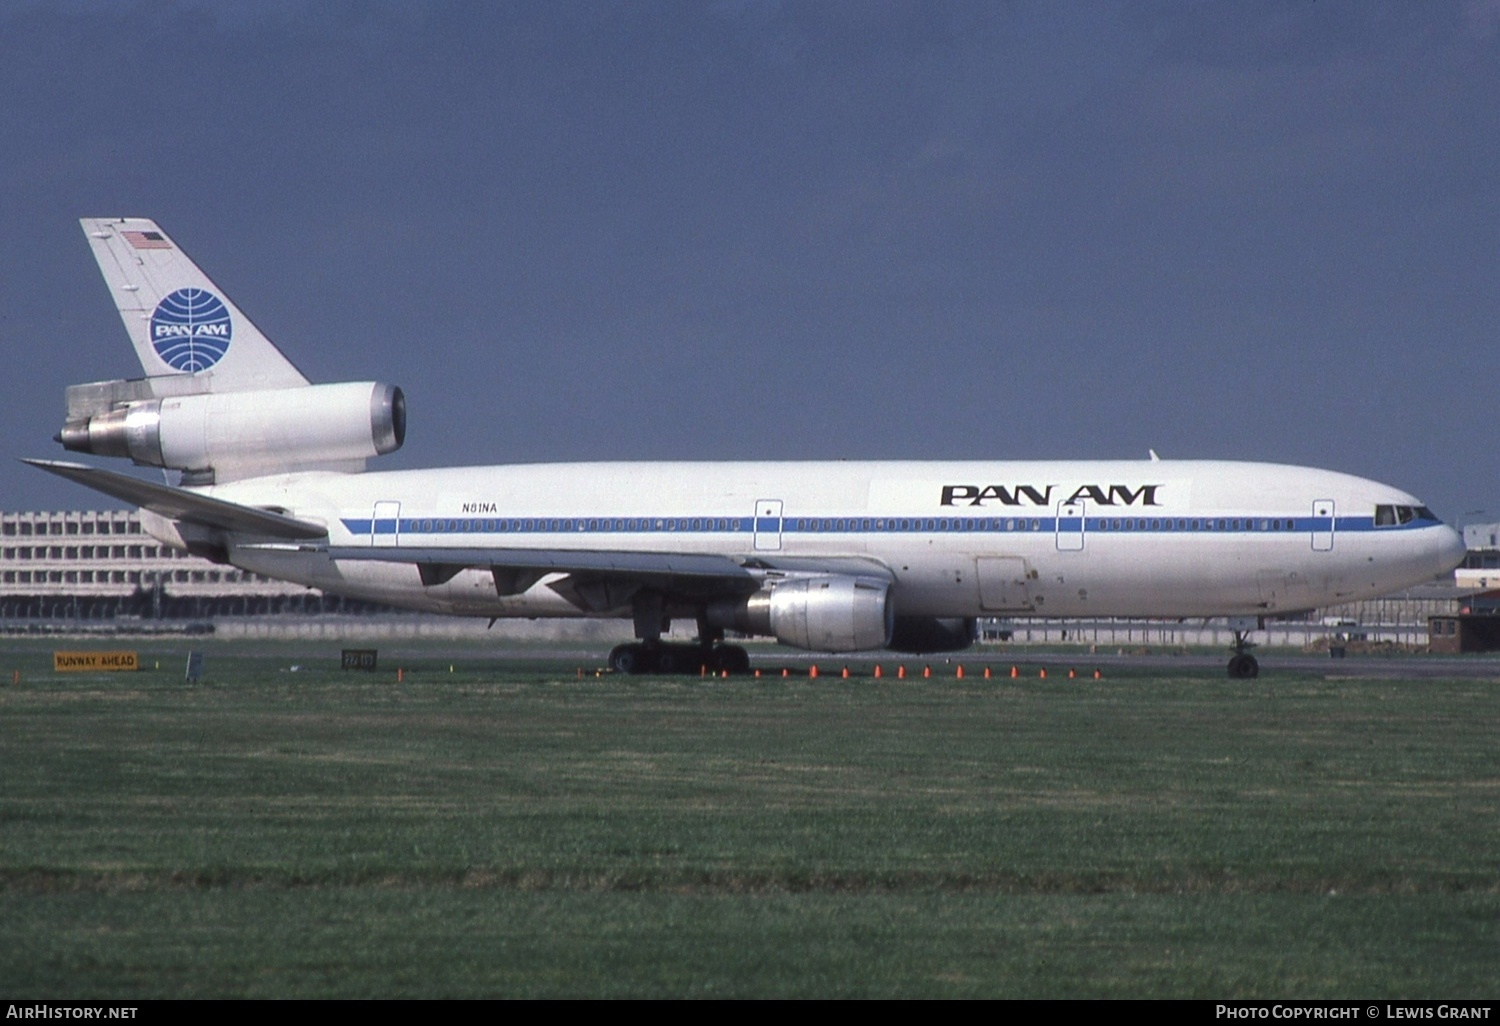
xmin=31 ymin=218 xmax=1466 ymax=678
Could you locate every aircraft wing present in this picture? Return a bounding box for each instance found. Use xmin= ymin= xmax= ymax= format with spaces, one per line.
xmin=23 ymin=459 xmax=328 ymax=540
xmin=328 ymin=544 xmax=754 ymax=584
xmin=325 ymin=545 xmax=894 ymax=601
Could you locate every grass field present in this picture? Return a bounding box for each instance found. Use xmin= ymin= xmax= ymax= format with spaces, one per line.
xmin=1 ymin=642 xmax=1497 ymax=997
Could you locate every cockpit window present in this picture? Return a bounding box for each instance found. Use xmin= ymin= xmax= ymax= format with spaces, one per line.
xmin=1375 ymin=504 xmax=1435 ymax=527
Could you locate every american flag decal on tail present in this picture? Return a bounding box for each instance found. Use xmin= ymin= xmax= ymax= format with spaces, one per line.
xmin=122 ymin=230 xmax=171 ymax=250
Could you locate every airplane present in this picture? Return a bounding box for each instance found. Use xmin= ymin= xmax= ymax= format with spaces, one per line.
xmin=28 ymin=218 xmax=1467 ymax=678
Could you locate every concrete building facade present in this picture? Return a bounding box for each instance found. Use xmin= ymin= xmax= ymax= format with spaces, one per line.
xmin=0 ymin=509 xmax=379 ymax=622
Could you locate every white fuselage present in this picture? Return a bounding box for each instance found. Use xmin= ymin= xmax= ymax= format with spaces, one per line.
xmin=159 ymin=459 xmax=1463 ymax=624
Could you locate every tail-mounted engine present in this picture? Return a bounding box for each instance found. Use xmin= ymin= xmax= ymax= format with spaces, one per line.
xmin=58 ymin=379 xmax=404 ymax=483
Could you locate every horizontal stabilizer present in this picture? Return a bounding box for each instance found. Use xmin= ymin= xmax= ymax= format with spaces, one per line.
xmin=23 ymin=459 xmax=327 ymax=540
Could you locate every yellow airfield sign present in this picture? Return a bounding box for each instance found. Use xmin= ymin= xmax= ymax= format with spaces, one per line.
xmin=53 ymin=651 xmax=139 ymax=672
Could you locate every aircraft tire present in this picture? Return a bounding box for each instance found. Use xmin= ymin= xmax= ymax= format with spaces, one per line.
xmin=712 ymin=645 xmax=751 ymax=673
xmin=609 ymin=644 xmax=646 ymax=675
xmin=1227 ymin=654 xmax=1260 ymax=679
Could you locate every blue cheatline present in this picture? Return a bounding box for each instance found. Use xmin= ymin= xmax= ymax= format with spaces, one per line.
xmin=339 ymin=512 xmax=1433 ymax=538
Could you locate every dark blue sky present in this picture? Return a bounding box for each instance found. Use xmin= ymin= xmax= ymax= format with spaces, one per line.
xmin=4 ymin=1 xmax=1497 ymax=522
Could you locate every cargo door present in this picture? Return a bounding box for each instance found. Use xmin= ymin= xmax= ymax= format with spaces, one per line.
xmin=977 ymin=556 xmax=1034 ymax=611
xmin=1256 ymin=569 xmax=1314 ymax=612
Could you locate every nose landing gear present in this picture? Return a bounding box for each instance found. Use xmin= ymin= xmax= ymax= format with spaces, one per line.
xmin=1227 ymin=616 xmax=1261 ymax=679
xmin=1228 ymin=649 xmax=1259 ymax=679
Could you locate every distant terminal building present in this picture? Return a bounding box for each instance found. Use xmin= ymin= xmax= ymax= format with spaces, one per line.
xmin=1427 ymin=521 xmax=1500 ymax=652
xmin=1458 ymin=522 xmax=1500 ymax=603
xmin=0 ymin=509 xmax=385 ymax=624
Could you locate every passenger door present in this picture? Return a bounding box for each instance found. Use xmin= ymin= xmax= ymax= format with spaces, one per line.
xmin=753 ymin=499 xmax=783 ymax=552
xmin=1311 ymin=500 xmax=1334 ymax=552
xmin=371 ymin=501 xmax=401 ymax=548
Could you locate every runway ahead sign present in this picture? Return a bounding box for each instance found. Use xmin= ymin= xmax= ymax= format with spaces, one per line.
xmin=53 ymin=651 xmax=138 ymax=672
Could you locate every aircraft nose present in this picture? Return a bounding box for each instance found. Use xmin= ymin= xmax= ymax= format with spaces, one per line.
xmin=1435 ymin=525 xmax=1467 ymax=576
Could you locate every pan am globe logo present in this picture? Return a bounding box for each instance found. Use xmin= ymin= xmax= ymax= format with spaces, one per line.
xmin=150 ymin=288 xmax=232 ymax=372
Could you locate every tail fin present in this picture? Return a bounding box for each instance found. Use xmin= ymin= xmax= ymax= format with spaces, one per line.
xmin=80 ymin=218 xmax=308 ymax=392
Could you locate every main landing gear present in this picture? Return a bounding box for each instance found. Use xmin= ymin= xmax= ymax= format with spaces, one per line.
xmin=607 ymin=641 xmax=750 ymax=675
xmin=608 ymin=592 xmax=752 ymax=675
xmin=1227 ymin=617 xmax=1260 ymax=679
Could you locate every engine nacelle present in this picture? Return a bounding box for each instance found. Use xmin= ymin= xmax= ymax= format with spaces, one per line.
xmin=59 ymin=381 xmax=404 ymax=479
xmin=887 ymin=616 xmax=977 ymax=654
xmin=708 ymin=575 xmax=893 ymax=652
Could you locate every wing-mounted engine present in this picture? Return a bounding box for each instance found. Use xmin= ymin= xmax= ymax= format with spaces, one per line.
xmin=57 ymin=378 xmax=404 ymax=484
xmin=708 ymin=574 xmax=894 ymax=652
